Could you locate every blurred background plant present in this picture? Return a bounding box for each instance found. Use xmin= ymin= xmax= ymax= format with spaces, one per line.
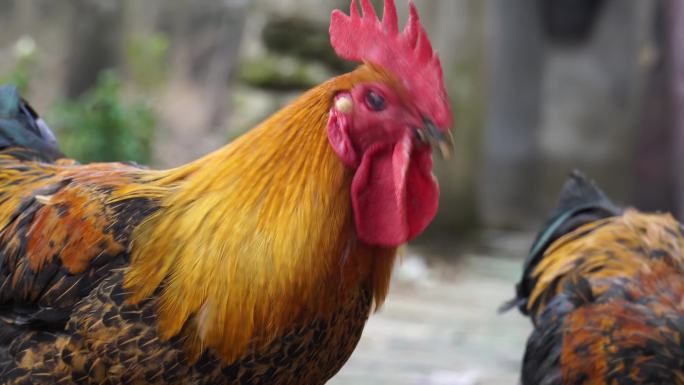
xmin=125 ymin=33 xmax=170 ymax=91
xmin=48 ymin=71 xmax=155 ymax=164
xmin=1 ymin=35 xmax=37 ymax=94
xmin=0 ymin=34 xmax=160 ymax=164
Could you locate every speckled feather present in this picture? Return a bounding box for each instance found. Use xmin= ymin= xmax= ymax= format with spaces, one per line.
xmin=1 ymin=271 xmax=375 ymax=385
xmin=513 ymin=173 xmax=684 ymax=385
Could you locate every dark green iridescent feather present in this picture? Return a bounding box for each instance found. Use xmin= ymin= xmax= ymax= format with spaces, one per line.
xmin=501 ymin=171 xmax=621 ymax=313
xmin=0 ymin=85 xmax=63 ymax=161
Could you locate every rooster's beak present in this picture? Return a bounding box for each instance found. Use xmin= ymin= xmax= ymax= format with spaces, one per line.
xmin=415 ymin=117 xmax=453 ymax=159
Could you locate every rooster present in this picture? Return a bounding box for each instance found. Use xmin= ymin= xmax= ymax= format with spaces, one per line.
xmin=0 ymin=1 xmax=453 ymax=384
xmin=506 ymin=171 xmax=684 ymax=385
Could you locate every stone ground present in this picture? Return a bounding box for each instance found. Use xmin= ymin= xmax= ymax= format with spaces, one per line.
xmin=329 ymin=232 xmax=534 ymax=385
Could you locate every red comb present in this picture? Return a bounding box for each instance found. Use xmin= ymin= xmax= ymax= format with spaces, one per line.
xmin=330 ymin=0 xmax=452 ymax=128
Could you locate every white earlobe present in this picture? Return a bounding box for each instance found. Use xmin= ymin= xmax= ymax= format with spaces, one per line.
xmin=335 ymin=96 xmax=354 ymax=114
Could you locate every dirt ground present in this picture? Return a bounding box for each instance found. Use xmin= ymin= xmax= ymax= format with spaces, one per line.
xmin=329 ymin=233 xmax=533 ymax=385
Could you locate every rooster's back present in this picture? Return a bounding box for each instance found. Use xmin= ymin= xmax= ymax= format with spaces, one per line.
xmin=511 ymin=172 xmax=684 ymax=385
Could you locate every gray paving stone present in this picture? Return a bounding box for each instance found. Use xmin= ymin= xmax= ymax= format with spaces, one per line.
xmin=329 ymin=254 xmax=530 ymax=385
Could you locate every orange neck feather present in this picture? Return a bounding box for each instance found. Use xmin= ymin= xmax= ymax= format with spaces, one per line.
xmin=122 ymin=66 xmax=397 ymax=362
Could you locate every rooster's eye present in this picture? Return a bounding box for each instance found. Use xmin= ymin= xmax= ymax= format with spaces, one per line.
xmin=365 ymin=91 xmax=386 ymax=111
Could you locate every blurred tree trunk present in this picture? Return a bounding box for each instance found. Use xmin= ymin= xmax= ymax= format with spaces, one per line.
xmin=634 ymin=0 xmax=676 ymax=213
xmin=537 ymin=0 xmax=646 ymax=211
xmin=65 ymin=0 xmax=123 ymax=97
xmin=672 ymin=0 xmax=684 ymax=219
xmin=163 ymin=0 xmax=247 ymax=128
xmin=418 ymin=0 xmax=486 ymax=237
xmin=480 ymin=0 xmax=543 ymax=229
xmin=153 ymin=0 xmax=248 ymax=166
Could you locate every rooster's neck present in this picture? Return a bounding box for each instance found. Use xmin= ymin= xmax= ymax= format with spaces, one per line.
xmin=124 ymin=70 xmax=397 ymax=363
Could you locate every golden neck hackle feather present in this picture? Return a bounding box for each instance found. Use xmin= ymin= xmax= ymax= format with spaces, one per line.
xmin=121 ymin=65 xmax=398 ymax=362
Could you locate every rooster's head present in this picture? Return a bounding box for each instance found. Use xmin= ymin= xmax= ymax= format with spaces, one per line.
xmin=327 ymin=0 xmax=453 ymax=247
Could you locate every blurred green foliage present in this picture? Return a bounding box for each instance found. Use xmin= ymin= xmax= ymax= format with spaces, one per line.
xmin=2 ymin=64 xmax=31 ymax=96
xmin=262 ymin=17 xmax=353 ymax=73
xmin=1 ymin=35 xmax=159 ymax=165
xmin=125 ymin=33 xmax=170 ymax=90
xmin=238 ymin=55 xmax=329 ymax=90
xmin=49 ymin=71 xmax=156 ymax=164
xmin=0 ymin=36 xmax=37 ymax=95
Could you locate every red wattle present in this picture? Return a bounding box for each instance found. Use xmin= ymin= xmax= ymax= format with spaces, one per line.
xmin=351 ymin=134 xmax=438 ymax=247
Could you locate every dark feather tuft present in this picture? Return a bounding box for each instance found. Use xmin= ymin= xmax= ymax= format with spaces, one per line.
xmin=503 ymin=170 xmax=621 ymax=314
xmin=0 ymin=85 xmax=63 ymax=161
